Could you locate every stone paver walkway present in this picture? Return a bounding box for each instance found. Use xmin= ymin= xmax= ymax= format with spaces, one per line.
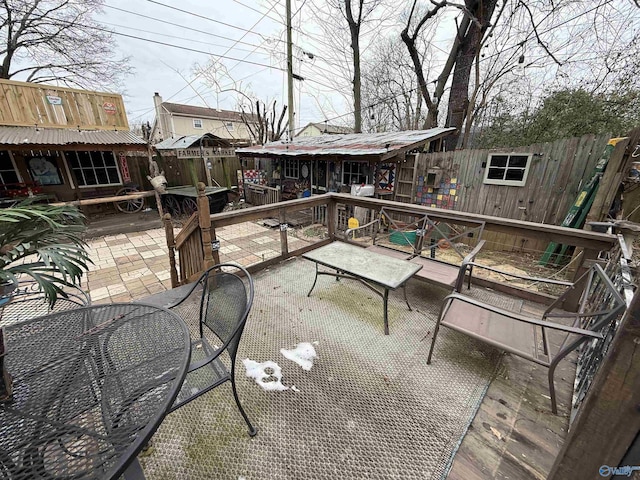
xmin=82 ymin=221 xmax=315 ymax=304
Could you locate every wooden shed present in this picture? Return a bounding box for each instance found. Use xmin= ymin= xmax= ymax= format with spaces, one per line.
xmin=0 ymin=79 xmax=149 ymax=209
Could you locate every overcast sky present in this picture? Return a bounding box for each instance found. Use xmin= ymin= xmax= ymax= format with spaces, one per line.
xmin=102 ymin=0 xmax=348 ymax=133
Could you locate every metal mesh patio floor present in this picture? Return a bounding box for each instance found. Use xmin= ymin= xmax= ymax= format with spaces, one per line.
xmin=140 ymin=257 xmax=508 ymax=479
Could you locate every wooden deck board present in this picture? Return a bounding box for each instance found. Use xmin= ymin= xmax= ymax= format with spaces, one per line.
xmin=447 ymin=299 xmax=574 ymax=480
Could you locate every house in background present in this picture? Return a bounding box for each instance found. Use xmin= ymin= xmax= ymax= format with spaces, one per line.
xmin=296 ymin=122 xmax=354 ymax=137
xmin=0 ymin=79 xmax=147 ymax=206
xmin=150 ymin=93 xmax=258 ymax=147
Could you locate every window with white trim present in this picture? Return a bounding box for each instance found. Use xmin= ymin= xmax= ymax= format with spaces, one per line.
xmin=342 ymin=161 xmax=370 ymax=185
xmin=193 ymin=119 xmax=203 ymax=129
xmin=0 ymin=150 xmax=19 ymax=185
xmin=284 ymin=159 xmax=299 ymax=178
xmin=69 ymin=151 xmax=122 ymax=187
xmin=483 ymin=153 xmax=532 ymax=186
xmin=225 ymin=122 xmax=234 ymax=131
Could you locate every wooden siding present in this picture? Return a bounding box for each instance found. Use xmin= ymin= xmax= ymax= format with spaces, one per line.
xmin=403 ymin=133 xmax=612 ymax=253
xmin=0 ymin=79 xmax=129 ymax=130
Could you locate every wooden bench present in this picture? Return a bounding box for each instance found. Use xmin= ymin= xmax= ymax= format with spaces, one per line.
xmin=426 ymin=263 xmax=626 ymax=414
xmin=345 ymin=207 xmax=486 ymax=292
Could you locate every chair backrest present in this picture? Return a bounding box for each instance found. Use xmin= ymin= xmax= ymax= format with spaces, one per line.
xmin=199 ymin=264 xmax=254 ymax=358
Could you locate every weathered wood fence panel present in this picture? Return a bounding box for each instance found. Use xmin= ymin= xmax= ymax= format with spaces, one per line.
xmin=410 ymin=133 xmax=611 ymax=253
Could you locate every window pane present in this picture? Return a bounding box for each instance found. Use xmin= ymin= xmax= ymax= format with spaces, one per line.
xmin=487 ymin=168 xmax=505 ymax=180
xmin=490 ymin=155 xmax=508 ymax=168
xmin=68 ymin=154 xmax=79 ymax=169
xmin=505 ymin=169 xmax=525 ymax=181
xmin=77 ymin=151 xmax=92 ymax=168
xmin=0 ymin=151 xmax=12 ymax=169
xmin=509 ymin=155 xmax=528 ymax=168
xmin=0 ymin=171 xmax=19 ymax=184
xmin=96 ymin=168 xmax=108 ymax=184
xmin=84 ymin=169 xmax=96 ymax=185
xmin=107 ymin=168 xmax=120 ymax=184
xmin=103 ymin=153 xmax=117 ymax=167
xmin=91 ymin=152 xmax=104 ymax=168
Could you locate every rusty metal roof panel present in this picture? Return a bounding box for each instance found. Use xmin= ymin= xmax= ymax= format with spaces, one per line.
xmin=0 ymin=126 xmax=146 ymax=146
xmin=236 ymin=128 xmax=455 ymax=157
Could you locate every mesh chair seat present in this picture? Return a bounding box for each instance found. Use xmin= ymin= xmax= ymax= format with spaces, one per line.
xmin=172 ymin=338 xmax=229 ymax=409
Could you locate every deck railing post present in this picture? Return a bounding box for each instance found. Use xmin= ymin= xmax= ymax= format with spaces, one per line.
xmin=279 ymin=207 xmax=289 ymax=257
xmin=327 ymin=198 xmax=337 ymax=240
xmin=163 ymin=213 xmax=179 ymax=288
xmin=197 ymin=182 xmax=215 ymax=269
xmin=548 ymin=289 xmax=640 ymax=480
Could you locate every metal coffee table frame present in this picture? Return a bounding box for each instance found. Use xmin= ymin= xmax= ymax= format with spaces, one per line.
xmin=303 ymin=242 xmax=422 ymax=335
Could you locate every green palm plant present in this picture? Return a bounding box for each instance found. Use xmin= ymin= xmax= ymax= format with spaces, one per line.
xmin=0 ymin=201 xmax=92 ymax=306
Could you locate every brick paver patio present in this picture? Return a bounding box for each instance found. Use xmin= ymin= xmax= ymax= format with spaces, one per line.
xmin=82 ymin=221 xmax=315 ymax=304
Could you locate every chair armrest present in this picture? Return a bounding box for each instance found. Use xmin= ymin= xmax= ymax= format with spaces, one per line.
xmin=454 ymin=240 xmax=486 ymax=292
xmin=442 ymin=293 xmax=604 ymax=339
xmin=344 ymin=218 xmax=380 ymax=239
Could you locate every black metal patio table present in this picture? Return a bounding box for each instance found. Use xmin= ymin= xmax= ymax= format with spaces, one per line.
xmin=0 ymin=302 xmax=191 ymax=480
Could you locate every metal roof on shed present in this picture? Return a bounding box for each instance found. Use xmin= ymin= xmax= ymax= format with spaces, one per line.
xmin=0 ymin=126 xmax=146 ymax=146
xmin=236 ymin=128 xmax=455 ymax=158
xmin=153 ymin=133 xmax=231 ymax=150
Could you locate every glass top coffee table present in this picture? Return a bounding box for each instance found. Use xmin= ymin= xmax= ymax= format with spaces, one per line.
xmin=303 ymin=242 xmax=422 ymax=335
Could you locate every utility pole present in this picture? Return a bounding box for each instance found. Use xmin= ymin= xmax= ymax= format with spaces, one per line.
xmin=286 ymin=0 xmax=294 ymax=141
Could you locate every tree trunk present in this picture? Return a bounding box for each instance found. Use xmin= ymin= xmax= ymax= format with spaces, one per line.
xmin=444 ymin=0 xmax=498 ymax=150
xmin=401 ymin=29 xmax=437 ymax=128
xmin=346 ymin=0 xmax=363 ymax=133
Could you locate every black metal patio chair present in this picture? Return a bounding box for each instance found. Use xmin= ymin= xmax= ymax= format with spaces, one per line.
xmin=165 ymin=263 xmax=257 ymax=436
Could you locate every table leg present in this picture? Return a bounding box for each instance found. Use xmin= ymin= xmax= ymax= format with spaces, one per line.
xmin=403 ymin=284 xmax=412 ymax=311
xmin=383 ymin=288 xmax=390 ymax=335
xmin=307 ymin=262 xmax=319 ymax=297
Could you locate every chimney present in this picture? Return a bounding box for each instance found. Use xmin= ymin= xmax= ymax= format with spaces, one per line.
xmin=153 ymin=93 xmax=171 ymax=141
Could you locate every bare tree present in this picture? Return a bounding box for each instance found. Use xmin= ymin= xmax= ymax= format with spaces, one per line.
xmin=307 ymin=0 xmax=391 ymax=133
xmin=0 ymin=0 xmax=131 ymax=89
xmin=195 ymin=59 xmax=287 ymax=145
xmin=240 ymin=100 xmax=288 ymax=145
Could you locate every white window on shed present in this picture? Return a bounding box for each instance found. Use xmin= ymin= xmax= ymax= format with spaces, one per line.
xmin=193 ymin=119 xmax=203 ymax=129
xmin=483 ymin=153 xmax=532 ymax=186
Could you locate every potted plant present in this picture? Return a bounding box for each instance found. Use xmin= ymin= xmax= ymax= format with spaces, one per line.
xmin=0 ymin=201 xmax=91 ymax=307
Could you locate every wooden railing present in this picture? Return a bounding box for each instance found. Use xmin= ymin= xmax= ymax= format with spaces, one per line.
xmin=164 ymin=191 xmax=618 ymax=297
xmin=244 ymin=183 xmax=281 ymax=206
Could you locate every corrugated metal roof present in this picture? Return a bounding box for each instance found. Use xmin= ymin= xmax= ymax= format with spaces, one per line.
xmin=153 ymin=133 xmax=231 ymax=150
xmin=237 ymin=128 xmax=456 ymax=157
xmin=0 ymin=126 xmax=146 ymax=146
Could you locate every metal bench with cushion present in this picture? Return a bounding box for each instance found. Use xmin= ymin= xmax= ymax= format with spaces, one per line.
xmin=345 ymin=206 xmax=486 ymax=292
xmin=426 ymin=263 xmax=626 ymax=414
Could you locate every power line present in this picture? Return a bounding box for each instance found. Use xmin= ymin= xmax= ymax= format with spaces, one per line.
xmin=144 ymin=0 xmax=278 ymax=39
xmin=102 ymin=4 xmax=274 ymax=51
xmin=99 ymin=21 xmax=277 ymax=56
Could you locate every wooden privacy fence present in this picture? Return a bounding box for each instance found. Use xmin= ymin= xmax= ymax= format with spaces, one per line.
xmin=396 ymin=133 xmax=613 ymax=254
